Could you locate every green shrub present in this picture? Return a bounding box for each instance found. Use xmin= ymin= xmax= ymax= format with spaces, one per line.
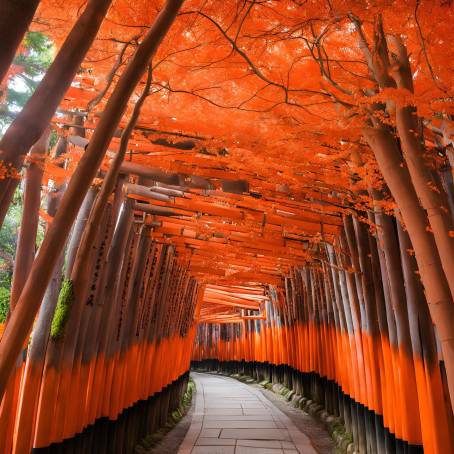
xmin=0 ymin=287 xmax=10 ymax=323
xmin=50 ymin=279 xmax=74 ymax=340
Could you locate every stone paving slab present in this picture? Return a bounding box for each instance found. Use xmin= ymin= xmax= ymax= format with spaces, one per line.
xmin=205 ymin=409 xmax=245 ymax=415
xmin=237 ymin=440 xmax=282 ymax=448
xmin=240 ymin=402 xmax=266 ymax=408
xmin=220 ymin=428 xmax=291 ymax=441
xmin=177 ymin=373 xmax=319 ymax=454
xmin=203 ymin=420 xmax=279 ymax=429
xmin=205 ymin=415 xmax=277 ymax=421
xmin=196 ymin=438 xmax=237 ymax=446
xmin=199 ymin=428 xmax=222 ymax=438
xmin=205 ymin=403 xmax=243 ymax=408
xmin=235 ymin=447 xmax=284 ymax=454
xmin=191 ymin=447 xmax=235 ymax=454
xmin=242 ymin=409 xmax=275 ymax=415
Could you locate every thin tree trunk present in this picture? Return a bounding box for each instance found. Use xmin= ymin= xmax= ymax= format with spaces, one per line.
xmin=389 ymin=38 xmax=454 ymax=297
xmin=0 ymin=0 xmax=40 ymax=84
xmin=0 ymin=0 xmax=183 ymax=401
xmin=0 ymin=0 xmax=112 ymax=228
xmin=9 ymin=129 xmax=49 ymax=309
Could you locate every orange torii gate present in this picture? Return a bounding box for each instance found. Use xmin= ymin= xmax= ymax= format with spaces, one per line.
xmin=0 ymin=1 xmax=453 ymax=453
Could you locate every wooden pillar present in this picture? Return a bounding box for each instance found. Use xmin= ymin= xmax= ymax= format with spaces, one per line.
xmin=0 ymin=128 xmax=49 ymax=454
xmin=0 ymin=0 xmax=184 ymax=401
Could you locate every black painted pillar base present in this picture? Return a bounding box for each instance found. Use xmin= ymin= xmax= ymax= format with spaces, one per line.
xmin=32 ymin=371 xmax=190 ymax=454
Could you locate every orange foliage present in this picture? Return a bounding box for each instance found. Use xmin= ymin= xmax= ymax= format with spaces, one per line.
xmin=30 ymin=0 xmax=453 ymax=289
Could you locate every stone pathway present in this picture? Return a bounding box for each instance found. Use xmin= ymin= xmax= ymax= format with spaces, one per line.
xmin=178 ymin=373 xmax=319 ymax=454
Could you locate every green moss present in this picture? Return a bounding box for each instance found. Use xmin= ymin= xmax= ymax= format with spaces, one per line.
xmin=171 ymin=409 xmax=182 ymax=422
xmin=50 ymin=279 xmax=74 ymax=340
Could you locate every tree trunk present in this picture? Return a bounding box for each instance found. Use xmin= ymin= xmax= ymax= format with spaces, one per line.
xmin=0 ymin=0 xmax=184 ymax=401
xmin=0 ymin=0 xmax=113 ymax=228
xmin=363 ymin=125 xmax=454 ymax=409
xmin=9 ymin=129 xmax=49 ymax=309
xmin=0 ymin=0 xmax=40 ymax=84
xmin=389 ymin=38 xmax=454 ymax=297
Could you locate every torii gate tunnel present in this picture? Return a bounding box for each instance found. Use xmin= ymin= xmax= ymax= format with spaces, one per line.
xmin=0 ymin=0 xmax=453 ymax=453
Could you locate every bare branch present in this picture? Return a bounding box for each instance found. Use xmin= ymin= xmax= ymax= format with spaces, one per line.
xmin=87 ymin=36 xmax=140 ymax=111
xmin=414 ymin=0 xmax=446 ymax=92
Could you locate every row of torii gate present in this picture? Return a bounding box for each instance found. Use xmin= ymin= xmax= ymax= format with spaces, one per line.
xmin=0 ymin=0 xmax=454 ymax=453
